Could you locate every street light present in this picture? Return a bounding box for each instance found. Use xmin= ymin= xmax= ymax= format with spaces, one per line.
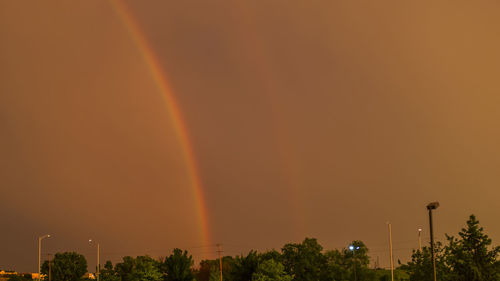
xmin=89 ymin=239 xmax=100 ymax=281
xmin=387 ymin=223 xmax=394 ymax=281
xmin=349 ymin=245 xmax=360 ymax=281
xmin=38 ymin=234 xmax=51 ymax=281
xmin=418 ymin=228 xmax=422 ymax=252
xmin=427 ymin=202 xmax=440 ymax=281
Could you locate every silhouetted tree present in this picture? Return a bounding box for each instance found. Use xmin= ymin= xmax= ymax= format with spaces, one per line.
xmin=445 ymin=215 xmax=500 ymax=281
xmin=100 ymin=261 xmax=119 ymax=281
xmin=405 ymin=243 xmax=449 ymax=281
xmin=229 ymin=251 xmax=259 ymax=281
xmin=41 ymin=252 xmax=87 ymax=281
xmin=281 ymin=238 xmax=325 ymax=281
xmin=159 ymin=249 xmax=195 ymax=281
xmin=251 ymin=259 xmax=291 ymax=281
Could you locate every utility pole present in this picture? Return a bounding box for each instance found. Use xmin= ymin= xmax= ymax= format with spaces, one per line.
xmin=387 ymin=223 xmax=394 ymax=281
xmin=216 ymin=244 xmax=223 ymax=281
xmin=48 ymin=254 xmax=51 ymax=281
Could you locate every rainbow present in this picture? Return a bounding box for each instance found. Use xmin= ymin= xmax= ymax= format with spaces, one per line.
xmin=109 ymin=0 xmax=212 ymax=249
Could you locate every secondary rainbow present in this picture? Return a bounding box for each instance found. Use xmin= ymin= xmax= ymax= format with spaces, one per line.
xmin=110 ymin=0 xmax=212 ymax=249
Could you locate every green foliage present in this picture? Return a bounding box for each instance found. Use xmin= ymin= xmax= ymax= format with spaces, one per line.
xmin=445 ymin=215 xmax=500 ymax=281
xmin=323 ymin=249 xmax=347 ymax=281
xmin=100 ymin=261 xmax=120 ymax=281
xmin=41 ymin=252 xmax=87 ymax=281
xmin=208 ymin=265 xmax=220 ymax=281
xmin=281 ymin=238 xmax=325 ymax=281
xmin=251 ymin=260 xmax=291 ymax=281
xmin=159 ymin=249 xmax=195 ymax=281
xmin=195 ymin=261 xmax=211 ymax=281
xmin=115 ymin=256 xmax=162 ymax=281
xmin=115 ymin=256 xmax=137 ymax=281
xmin=405 ymin=243 xmax=449 ymax=281
xmin=322 ymin=241 xmax=373 ymax=281
xmin=229 ymin=251 xmax=259 ymax=281
xmin=258 ymin=251 xmax=282 ymax=264
xmin=405 ymin=214 xmax=500 ymax=281
xmin=7 ymin=276 xmax=32 ymax=281
xmin=133 ymin=256 xmax=162 ymax=281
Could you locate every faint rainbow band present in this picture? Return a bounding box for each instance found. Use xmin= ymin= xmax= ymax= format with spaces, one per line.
xmin=110 ymin=0 xmax=212 ymax=249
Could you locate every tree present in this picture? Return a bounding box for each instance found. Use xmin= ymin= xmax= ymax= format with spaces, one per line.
xmin=405 ymin=243 xmax=449 ymax=281
xmin=208 ymin=265 xmax=220 ymax=281
xmin=41 ymin=252 xmax=87 ymax=281
xmin=445 ymin=215 xmax=500 ymax=281
xmin=259 ymin=250 xmax=282 ymax=264
xmin=133 ymin=256 xmax=162 ymax=281
xmin=229 ymin=251 xmax=259 ymax=281
xmin=343 ymin=241 xmax=373 ymax=281
xmin=114 ymin=256 xmax=162 ymax=281
xmin=195 ymin=261 xmax=211 ymax=281
xmin=251 ymin=260 xmax=291 ymax=281
xmin=323 ymin=249 xmax=347 ymax=281
xmin=8 ymin=275 xmax=32 ymax=281
xmin=115 ymin=256 xmax=137 ymax=281
xmin=322 ymin=241 xmax=373 ymax=281
xmin=159 ymin=249 xmax=195 ymax=281
xmin=100 ymin=261 xmax=120 ymax=281
xmin=281 ymin=238 xmax=325 ymax=281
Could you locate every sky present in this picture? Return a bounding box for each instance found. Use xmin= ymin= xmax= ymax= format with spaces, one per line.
xmin=2 ymin=0 xmax=500 ymax=273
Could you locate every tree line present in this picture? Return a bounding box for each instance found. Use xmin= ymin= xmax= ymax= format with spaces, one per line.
xmin=9 ymin=214 xmax=499 ymax=281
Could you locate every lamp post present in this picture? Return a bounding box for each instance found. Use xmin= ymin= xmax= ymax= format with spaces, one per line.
xmin=387 ymin=223 xmax=394 ymax=281
xmin=418 ymin=228 xmax=422 ymax=252
xmin=427 ymin=202 xmax=440 ymax=281
xmin=38 ymin=235 xmax=51 ymax=281
xmin=89 ymin=240 xmax=100 ymax=281
xmin=48 ymin=254 xmax=52 ymax=281
xmin=349 ymin=245 xmax=360 ymax=281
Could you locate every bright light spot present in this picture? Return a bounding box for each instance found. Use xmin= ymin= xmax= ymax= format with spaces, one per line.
xmin=349 ymin=245 xmax=354 ymax=251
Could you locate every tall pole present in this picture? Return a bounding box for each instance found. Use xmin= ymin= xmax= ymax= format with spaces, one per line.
xmin=89 ymin=239 xmax=100 ymax=281
xmin=426 ymin=202 xmax=439 ymax=281
xmin=97 ymin=243 xmax=100 ymax=281
xmin=216 ymin=244 xmax=223 ymax=281
xmin=388 ymin=223 xmax=394 ymax=281
xmin=428 ymin=208 xmax=437 ymax=281
xmin=48 ymin=254 xmax=51 ymax=281
xmin=349 ymin=245 xmax=359 ymax=281
xmin=38 ymin=235 xmax=50 ymax=281
xmin=38 ymin=238 xmax=41 ymax=281
xmin=353 ymin=249 xmax=356 ymax=281
xmin=418 ymin=228 xmax=422 ymax=252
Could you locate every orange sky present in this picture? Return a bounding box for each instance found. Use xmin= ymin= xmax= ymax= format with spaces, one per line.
xmin=1 ymin=0 xmax=500 ymax=272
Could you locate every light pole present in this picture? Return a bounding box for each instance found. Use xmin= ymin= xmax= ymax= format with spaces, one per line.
xmin=38 ymin=235 xmax=51 ymax=281
xmin=48 ymin=254 xmax=52 ymax=281
xmin=349 ymin=245 xmax=360 ymax=281
xmin=89 ymin=239 xmax=100 ymax=281
xmin=418 ymin=228 xmax=422 ymax=252
xmin=427 ymin=202 xmax=440 ymax=281
xmin=387 ymin=223 xmax=394 ymax=281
